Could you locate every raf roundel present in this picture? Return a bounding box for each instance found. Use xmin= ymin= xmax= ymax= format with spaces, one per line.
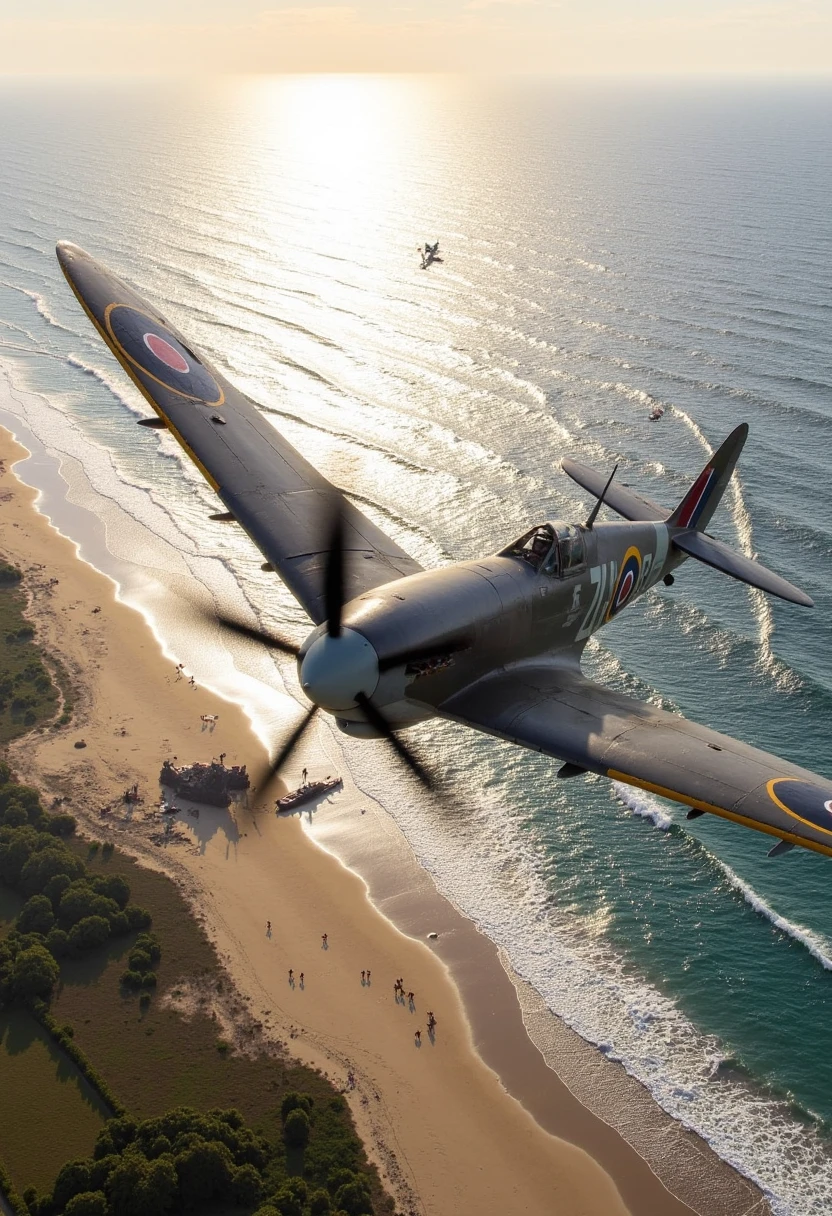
xmin=607 ymin=547 xmax=642 ymax=620
xmin=143 ymin=332 xmax=190 ymax=374
xmin=104 ymin=304 xmax=223 ymax=406
xmin=767 ymin=778 xmax=832 ymax=837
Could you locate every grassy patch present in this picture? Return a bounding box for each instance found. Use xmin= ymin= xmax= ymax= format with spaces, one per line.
xmin=0 ymin=560 xmax=60 ymax=743
xmin=0 ymin=1009 xmax=108 ymax=1193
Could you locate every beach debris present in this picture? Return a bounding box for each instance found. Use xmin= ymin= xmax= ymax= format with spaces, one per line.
xmin=427 ymin=932 xmax=438 ymax=940
xmin=73 ymin=739 xmax=87 ymax=749
xmin=160 ymin=757 xmax=249 ymax=807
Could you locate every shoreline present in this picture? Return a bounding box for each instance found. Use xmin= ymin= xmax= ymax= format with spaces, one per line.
xmin=0 ymin=416 xmax=768 ymax=1216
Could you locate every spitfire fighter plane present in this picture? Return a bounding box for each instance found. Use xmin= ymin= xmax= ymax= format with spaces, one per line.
xmin=419 ymin=241 xmax=441 ymax=269
xmin=57 ymin=241 xmax=832 ymax=860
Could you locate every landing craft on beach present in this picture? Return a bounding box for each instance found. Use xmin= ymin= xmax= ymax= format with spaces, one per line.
xmin=56 ymin=239 xmax=832 ymax=861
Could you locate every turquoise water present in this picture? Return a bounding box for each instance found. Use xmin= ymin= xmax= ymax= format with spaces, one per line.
xmin=1 ymin=76 xmax=832 ymax=1213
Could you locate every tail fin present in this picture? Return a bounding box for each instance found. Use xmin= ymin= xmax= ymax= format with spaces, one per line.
xmin=667 ymin=423 xmax=748 ymax=532
xmin=668 ymin=422 xmax=813 ymax=607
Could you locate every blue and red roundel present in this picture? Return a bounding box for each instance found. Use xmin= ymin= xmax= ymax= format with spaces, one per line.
xmin=104 ymin=304 xmax=223 ymax=405
xmin=767 ymin=778 xmax=832 ymax=837
xmin=607 ymin=547 xmax=642 ymax=619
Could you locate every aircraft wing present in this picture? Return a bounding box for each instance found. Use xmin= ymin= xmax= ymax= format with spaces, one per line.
xmin=428 ymin=664 xmax=832 ymax=858
xmin=56 ymin=242 xmax=422 ymax=624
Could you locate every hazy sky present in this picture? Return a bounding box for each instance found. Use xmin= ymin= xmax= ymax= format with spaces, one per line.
xmin=2 ymin=0 xmax=831 ymax=75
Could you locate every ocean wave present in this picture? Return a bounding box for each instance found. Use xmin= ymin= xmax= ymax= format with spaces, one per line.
xmin=714 ymin=858 xmax=832 ymax=972
xmin=612 ymin=781 xmax=673 ymax=830
xmin=0 ymin=279 xmax=75 ymax=335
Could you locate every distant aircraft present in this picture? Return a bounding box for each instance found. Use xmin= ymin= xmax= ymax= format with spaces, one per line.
xmin=420 ymin=240 xmax=441 ymax=269
xmin=57 ymin=240 xmax=832 ymax=860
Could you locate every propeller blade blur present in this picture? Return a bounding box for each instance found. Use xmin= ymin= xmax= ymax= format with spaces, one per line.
xmin=324 ymin=503 xmax=345 ymax=639
xmin=252 ymin=704 xmax=319 ymax=802
xmin=354 ymin=692 xmax=437 ymax=793
xmin=213 ymin=612 xmax=300 ymax=657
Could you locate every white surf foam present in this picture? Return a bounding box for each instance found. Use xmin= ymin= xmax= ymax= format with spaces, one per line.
xmin=714 ymin=857 xmax=832 ymax=972
xmin=612 ymin=781 xmax=673 ymax=830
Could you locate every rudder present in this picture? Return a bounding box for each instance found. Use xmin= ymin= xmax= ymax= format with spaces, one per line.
xmin=667 ymin=423 xmax=748 ymax=532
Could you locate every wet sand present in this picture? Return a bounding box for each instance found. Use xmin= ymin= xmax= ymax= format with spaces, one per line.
xmin=0 ymin=424 xmax=768 ymax=1216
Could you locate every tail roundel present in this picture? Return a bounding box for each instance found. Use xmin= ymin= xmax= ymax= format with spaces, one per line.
xmin=668 ymin=423 xmax=748 ymax=532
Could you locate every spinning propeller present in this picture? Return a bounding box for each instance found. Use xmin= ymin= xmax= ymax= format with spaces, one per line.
xmin=211 ymin=503 xmax=439 ymax=804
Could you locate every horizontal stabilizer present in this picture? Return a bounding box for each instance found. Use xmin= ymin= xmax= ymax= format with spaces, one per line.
xmin=672 ymin=529 xmax=813 ymax=607
xmin=561 ymin=459 xmax=666 ymax=522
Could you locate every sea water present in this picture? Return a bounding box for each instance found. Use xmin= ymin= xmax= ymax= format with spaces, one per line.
xmin=1 ymin=76 xmax=831 ymax=1214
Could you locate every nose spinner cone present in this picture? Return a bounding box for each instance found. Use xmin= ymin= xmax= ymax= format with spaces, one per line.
xmin=299 ymin=627 xmax=379 ymax=712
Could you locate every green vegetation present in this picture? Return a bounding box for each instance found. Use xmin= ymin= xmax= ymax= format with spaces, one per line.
xmin=0 ymin=762 xmax=393 ymax=1215
xmin=0 ymin=1010 xmax=109 ymax=1195
xmin=0 ymin=560 xmax=61 ymax=742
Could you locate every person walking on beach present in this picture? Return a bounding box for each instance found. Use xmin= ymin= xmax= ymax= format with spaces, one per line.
xmin=302 ymin=767 xmax=308 ymax=785
xmin=288 ymin=969 xmax=294 ymax=983
xmin=321 ymin=933 xmax=328 ymax=948
xmin=415 ymin=1029 xmax=421 ymax=1045
xmin=366 ymin=969 xmax=371 ymax=984
xmin=361 ymin=970 xmax=366 ymax=984
xmin=266 ymin=920 xmax=271 ymax=936
xmin=299 ymin=972 xmax=304 ymax=987
xmin=407 ymin=991 xmax=415 ymax=1006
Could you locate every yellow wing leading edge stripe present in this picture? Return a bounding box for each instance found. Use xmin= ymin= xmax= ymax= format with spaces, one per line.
xmin=57 ymin=267 xmax=221 ymax=494
xmin=606 ymin=768 xmax=832 ymax=860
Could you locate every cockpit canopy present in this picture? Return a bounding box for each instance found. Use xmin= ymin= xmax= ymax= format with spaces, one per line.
xmin=501 ymin=521 xmax=587 ymax=576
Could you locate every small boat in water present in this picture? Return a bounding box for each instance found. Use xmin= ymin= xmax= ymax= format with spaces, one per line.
xmin=276 ymin=776 xmax=343 ymax=812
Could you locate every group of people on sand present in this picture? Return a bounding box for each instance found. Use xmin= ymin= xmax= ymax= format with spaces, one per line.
xmin=174 ymin=662 xmax=197 ymax=688
xmin=270 ymin=927 xmax=439 ymax=1049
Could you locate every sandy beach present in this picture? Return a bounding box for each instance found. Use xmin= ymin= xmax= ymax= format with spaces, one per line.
xmin=0 ymin=423 xmax=768 ymax=1216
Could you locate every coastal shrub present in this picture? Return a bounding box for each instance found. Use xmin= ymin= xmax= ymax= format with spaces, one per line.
xmin=47 ymin=812 xmax=77 ymax=837
xmin=17 ymin=893 xmax=55 ymax=935
xmin=0 ymin=560 xmax=22 ymax=584
xmin=232 ymin=1162 xmax=263 ymax=1207
xmin=2 ymin=802 xmax=28 ymax=828
xmin=281 ymin=1091 xmax=313 ymax=1121
xmin=58 ymin=882 xmax=100 ymax=926
xmin=45 ymin=926 xmax=70 ymax=958
xmin=64 ymin=1192 xmax=107 ymax=1216
xmin=332 ymin=1177 xmax=373 ymax=1216
xmin=43 ymin=871 xmax=73 ymax=907
xmin=139 ymin=991 xmax=151 ymax=1010
xmin=120 ymin=969 xmax=144 ymax=990
xmin=283 ymin=1107 xmax=310 ymax=1148
xmin=101 ymin=841 xmax=114 ymax=860
xmin=52 ymin=1159 xmax=94 ymax=1210
xmin=19 ymin=843 xmax=85 ymax=895
xmin=134 ymin=931 xmax=161 ymax=963
xmin=176 ymin=1139 xmax=235 ymax=1208
xmin=93 ymin=873 xmax=130 ymax=908
xmin=109 ymin=911 xmax=130 ymax=936
xmin=141 ymin=971 xmax=157 ymax=989
xmin=11 ymin=942 xmax=60 ymax=1003
xmin=68 ymin=915 xmax=111 ymax=953
xmin=310 ymin=1188 xmax=332 ymax=1214
xmin=273 ymin=1189 xmax=304 ymax=1216
xmin=125 ymin=904 xmax=152 ymax=930
xmin=128 ymin=947 xmax=152 ymax=972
